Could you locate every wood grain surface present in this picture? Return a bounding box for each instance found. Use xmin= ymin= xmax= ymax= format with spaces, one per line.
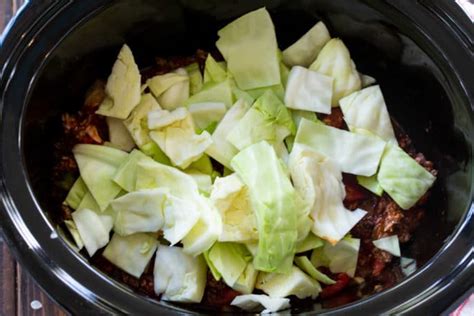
xmin=0 ymin=1 xmax=67 ymax=315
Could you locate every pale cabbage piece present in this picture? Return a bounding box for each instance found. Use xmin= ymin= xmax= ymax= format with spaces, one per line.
xmin=113 ymin=149 xmax=154 ymax=192
xmin=339 ymin=85 xmax=397 ymax=143
xmin=296 ymin=233 xmax=324 ymax=254
xmin=312 ymin=237 xmax=361 ymax=277
xmin=205 ymin=99 xmax=250 ymax=169
xmin=181 ymin=196 xmax=223 ymax=256
xmin=185 ymin=62 xmax=203 ymax=95
xmin=185 ymin=79 xmax=234 ymax=108
xmin=186 ymin=154 xmax=214 ymax=176
xmin=154 ymin=245 xmax=207 ymax=303
xmin=148 ymin=107 xmax=213 ymax=169
xmin=309 ymin=38 xmax=361 ymax=106
xmin=373 ymin=235 xmax=401 ymax=257
xmin=123 ymin=93 xmax=162 ymax=148
xmin=232 ymin=263 xmax=259 ymax=294
xmin=135 ymin=159 xmax=199 ymax=198
xmin=106 ymin=117 xmax=136 ymax=152
xmin=360 ymin=72 xmax=376 ymax=88
xmin=64 ymin=177 xmax=88 ymax=210
xmin=210 ymin=174 xmax=258 ymax=242
xmin=216 ymin=8 xmax=280 ymax=90
xmin=245 ymin=84 xmax=285 ymax=102
xmin=295 ymin=118 xmax=386 ymax=176
xmin=204 ymin=54 xmax=227 ymax=83
xmin=110 ymin=188 xmax=167 ymax=236
xmin=294 ymin=191 xmax=313 ymax=242
xmin=203 ymin=250 xmax=222 ymax=281
xmin=282 ymin=21 xmax=331 ymax=67
xmin=96 ymin=44 xmax=141 ymax=119
xmin=162 ymin=195 xmax=201 ymax=245
xmin=231 ymin=294 xmax=290 ymax=314
xmin=245 ymin=242 xmax=259 ymax=257
xmin=256 ymin=266 xmax=321 ymax=299
xmin=64 ymin=220 xmax=84 ymax=250
xmin=284 ymin=66 xmax=333 ymax=114
xmin=279 ymin=60 xmax=290 ymax=88
xmin=102 ymin=233 xmax=158 ymax=278
xmin=186 ymin=171 xmax=212 ymax=196
xmin=377 ymin=144 xmax=436 ymax=210
xmin=357 ymin=174 xmax=383 ymax=196
xmin=400 ymin=257 xmax=417 ymax=276
xmin=147 ymin=68 xmax=190 ymax=110
xmin=294 ymin=256 xmax=335 ymax=285
xmin=188 ymin=102 xmax=227 ymax=130
xmin=231 ymin=141 xmax=298 ymax=273
xmin=288 ymin=144 xmax=367 ymax=244
xmin=227 ymin=90 xmax=295 ymax=152
xmin=72 ymin=192 xmax=115 ymax=256
xmin=73 ymin=144 xmax=128 ymax=211
xmin=207 ymin=242 xmax=251 ymax=287
xmin=139 ymin=142 xmax=171 ymax=165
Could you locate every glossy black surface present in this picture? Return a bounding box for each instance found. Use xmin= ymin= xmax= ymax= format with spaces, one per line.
xmin=0 ymin=0 xmax=473 ymax=315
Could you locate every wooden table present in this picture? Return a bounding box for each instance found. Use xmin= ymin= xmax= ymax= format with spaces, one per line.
xmin=0 ymin=1 xmax=67 ymax=315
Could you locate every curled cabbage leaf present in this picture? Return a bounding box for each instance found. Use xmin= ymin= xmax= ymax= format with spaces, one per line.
xmin=96 ymin=44 xmax=141 ymax=119
xmin=231 ymin=294 xmax=290 ymax=313
xmin=309 ymin=38 xmax=361 ymax=106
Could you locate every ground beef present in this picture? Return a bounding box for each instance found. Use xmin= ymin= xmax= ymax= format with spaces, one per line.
xmin=320 ymin=107 xmax=346 ymax=129
xmin=202 ymin=272 xmax=240 ymax=306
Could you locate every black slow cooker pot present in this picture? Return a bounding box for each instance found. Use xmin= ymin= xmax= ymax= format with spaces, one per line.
xmin=0 ymin=0 xmax=472 ymax=314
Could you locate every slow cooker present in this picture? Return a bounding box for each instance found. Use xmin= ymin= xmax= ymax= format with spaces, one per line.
xmin=0 ymin=0 xmax=472 ymax=314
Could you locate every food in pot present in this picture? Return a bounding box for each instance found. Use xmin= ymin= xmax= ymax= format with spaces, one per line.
xmin=54 ymin=7 xmax=437 ymax=313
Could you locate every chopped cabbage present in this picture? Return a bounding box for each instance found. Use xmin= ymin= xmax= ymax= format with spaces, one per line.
xmin=296 ymin=233 xmax=324 ymax=253
xmin=148 ymin=107 xmax=212 ymax=169
xmin=231 ymin=294 xmax=290 ymax=313
xmin=232 ymin=263 xmax=259 ymax=294
xmin=210 ymin=174 xmax=258 ymax=242
xmin=360 ymin=72 xmax=376 ymax=88
xmin=203 ymin=249 xmax=222 ymax=281
xmin=216 ymin=8 xmax=280 ymax=90
xmin=181 ymin=196 xmax=222 ymax=256
xmin=186 ymin=62 xmax=203 ymax=95
xmin=245 ymin=84 xmax=285 ymax=102
xmin=96 ymin=44 xmax=141 ymax=119
xmin=186 ymin=171 xmax=212 ymax=196
xmin=187 ymin=154 xmax=214 ymax=176
xmin=339 ymin=85 xmax=396 ymax=143
xmin=73 ymin=144 xmax=128 ymax=211
xmin=162 ymin=194 xmax=201 ymax=245
xmin=113 ymin=149 xmax=154 ymax=192
xmin=377 ymin=144 xmax=436 ymax=209
xmin=231 ymin=141 xmax=298 ymax=273
xmin=111 ymin=188 xmax=167 ymax=236
xmin=154 ymin=245 xmax=207 ymax=303
xmin=295 ymin=118 xmax=386 ymax=176
xmin=64 ymin=177 xmax=88 ymax=210
xmin=147 ymin=68 xmax=189 ymax=110
xmin=289 ymin=144 xmax=367 ymax=244
xmin=204 ymin=54 xmax=227 ymax=83
xmin=309 ymin=38 xmax=361 ymax=106
xmin=357 ymin=174 xmax=383 ymax=196
xmin=188 ymin=102 xmax=227 ymax=130
xmin=294 ymin=256 xmax=335 ymax=285
xmin=106 ymin=117 xmax=136 ymax=152
xmin=185 ymin=79 xmax=234 ymax=108
xmin=139 ymin=141 xmax=171 ymax=165
xmin=227 ymin=90 xmax=295 ymax=152
xmin=206 ymin=99 xmax=250 ymax=169
xmin=64 ymin=219 xmax=84 ymax=250
xmin=373 ymin=235 xmax=401 ymax=257
xmin=284 ymin=66 xmax=333 ymax=114
xmin=123 ymin=93 xmax=162 ymax=148
xmin=102 ymin=233 xmax=158 ymax=278
xmin=400 ymin=257 xmax=417 ymax=276
xmin=72 ymin=193 xmax=115 ymax=256
xmin=256 ymin=266 xmax=321 ymax=299
xmin=312 ymin=237 xmax=360 ymax=277
xmin=282 ymin=22 xmax=331 ymax=67
xmin=207 ymin=242 xmax=251 ymax=287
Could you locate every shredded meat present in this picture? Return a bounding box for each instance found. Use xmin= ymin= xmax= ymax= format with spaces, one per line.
xmin=202 ymin=272 xmax=240 ymax=306
xmin=320 ymin=107 xmax=346 ymax=129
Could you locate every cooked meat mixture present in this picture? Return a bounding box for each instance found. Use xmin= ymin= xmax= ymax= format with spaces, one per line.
xmin=53 ymin=51 xmax=437 ymax=309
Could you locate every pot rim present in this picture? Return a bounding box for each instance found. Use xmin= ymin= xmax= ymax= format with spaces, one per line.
xmin=0 ymin=0 xmax=473 ymax=315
